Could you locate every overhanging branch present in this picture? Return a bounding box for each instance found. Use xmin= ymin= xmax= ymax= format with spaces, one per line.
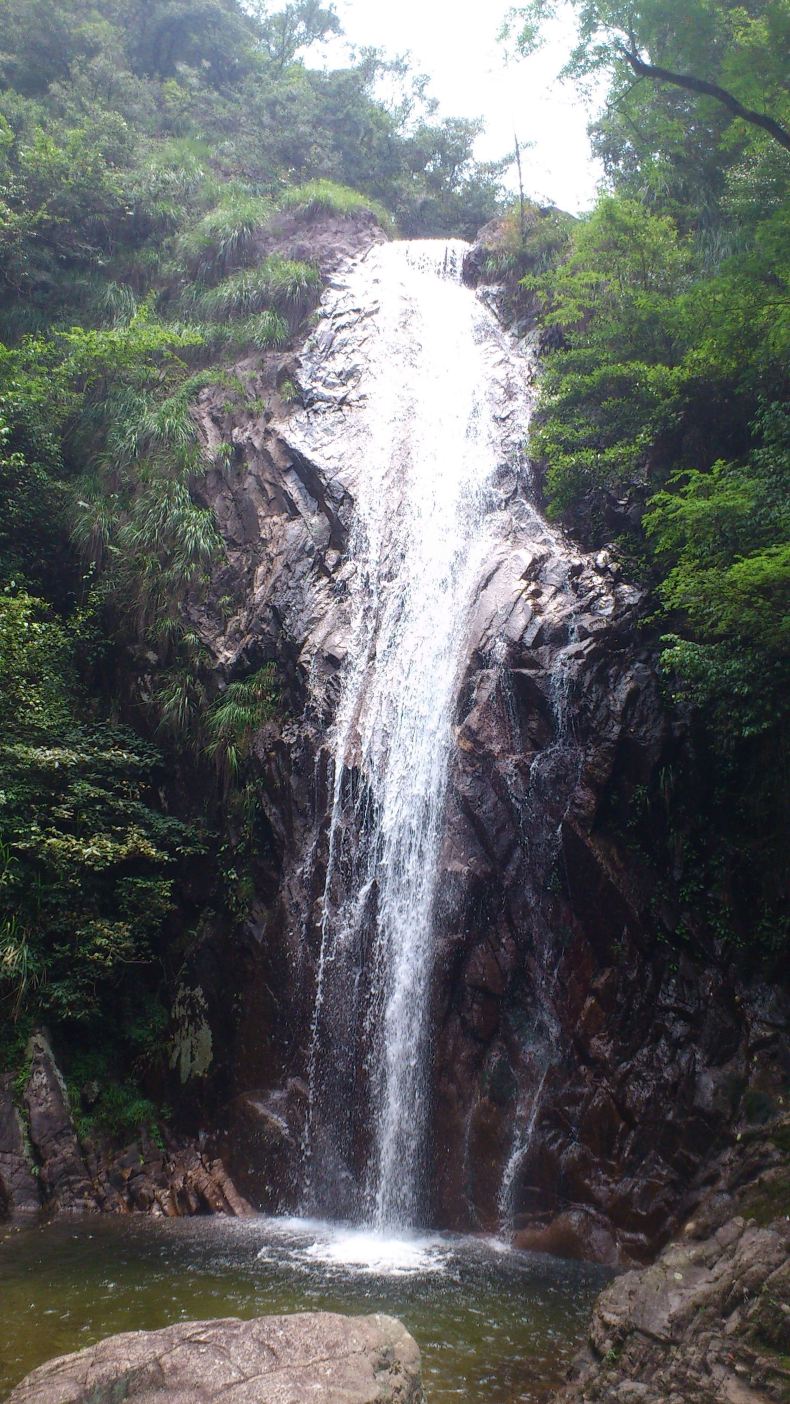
xmin=615 ymin=44 xmax=790 ymax=153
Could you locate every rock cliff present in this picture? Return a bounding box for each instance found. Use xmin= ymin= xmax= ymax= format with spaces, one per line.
xmin=3 ymin=211 xmax=786 ymax=1273
xmin=170 ymin=215 xmax=787 ymax=1263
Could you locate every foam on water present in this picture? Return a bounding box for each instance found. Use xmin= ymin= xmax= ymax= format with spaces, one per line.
xmin=255 ymin=1215 xmax=448 ymax=1276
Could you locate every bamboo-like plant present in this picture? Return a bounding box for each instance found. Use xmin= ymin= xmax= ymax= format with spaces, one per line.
xmin=205 ymin=666 xmax=277 ymax=785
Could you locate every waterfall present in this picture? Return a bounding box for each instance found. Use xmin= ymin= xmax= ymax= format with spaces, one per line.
xmin=289 ymin=239 xmax=533 ymax=1230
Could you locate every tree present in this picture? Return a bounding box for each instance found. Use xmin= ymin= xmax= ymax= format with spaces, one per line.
xmin=253 ymin=0 xmax=341 ymax=70
xmin=505 ymin=0 xmax=790 ymax=151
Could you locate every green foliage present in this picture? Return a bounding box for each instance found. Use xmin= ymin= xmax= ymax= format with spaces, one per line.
xmin=513 ymin=0 xmax=789 ymax=957
xmin=278 ymin=377 xmax=300 ymax=405
xmin=188 ymin=256 xmax=321 ymax=323
xmin=646 ymin=407 xmax=790 ymax=664
xmin=174 ymin=192 xmax=275 ymax=280
xmin=0 ymin=0 xmax=504 ymax=336
xmin=0 ymin=589 xmax=76 ymax=735
xmin=206 ymin=665 xmax=278 ymax=784
xmin=276 ymin=178 xmax=394 ymax=231
xmin=526 ymin=196 xmax=789 ymax=740
xmin=66 ymin=1048 xmax=168 ymax=1145
xmin=0 ymin=593 xmax=203 ymax=1031
xmin=116 ymin=479 xmax=221 ymax=631
xmin=483 ymin=204 xmax=575 ymax=280
xmin=505 ymin=0 xmax=790 ymax=158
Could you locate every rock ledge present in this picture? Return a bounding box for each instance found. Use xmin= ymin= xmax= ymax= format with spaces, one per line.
xmin=558 ymin=1213 xmax=790 ymax=1403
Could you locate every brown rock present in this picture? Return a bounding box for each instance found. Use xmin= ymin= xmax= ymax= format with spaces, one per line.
xmin=514 ymin=1209 xmax=620 ymax=1267
xmin=219 ymin=1083 xmax=306 ymax=1213
xmin=23 ymin=1032 xmax=99 ymax=1212
xmin=0 ymin=1074 xmax=40 ymax=1214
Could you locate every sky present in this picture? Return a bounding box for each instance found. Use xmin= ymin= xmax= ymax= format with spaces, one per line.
xmin=326 ymin=0 xmax=605 ymax=213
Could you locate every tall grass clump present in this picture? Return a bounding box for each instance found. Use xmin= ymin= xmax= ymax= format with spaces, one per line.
xmin=188 ymin=256 xmax=320 ymax=326
xmin=176 ymin=191 xmax=274 ymax=280
xmin=196 ymin=311 xmax=289 ymax=354
xmin=276 ymin=180 xmax=394 ymax=232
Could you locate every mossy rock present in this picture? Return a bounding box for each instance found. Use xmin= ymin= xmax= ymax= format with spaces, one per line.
xmin=740 ymin=1167 xmax=790 ymax=1226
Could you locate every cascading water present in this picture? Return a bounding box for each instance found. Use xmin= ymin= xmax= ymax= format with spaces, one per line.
xmin=290 ymin=240 xmax=533 ymax=1230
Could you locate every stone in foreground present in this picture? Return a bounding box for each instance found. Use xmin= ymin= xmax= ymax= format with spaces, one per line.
xmin=557 ymin=1214 xmax=790 ymax=1403
xmin=6 ymin=1312 xmax=425 ymax=1404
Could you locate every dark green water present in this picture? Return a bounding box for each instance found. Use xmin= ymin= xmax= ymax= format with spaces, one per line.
xmin=0 ymin=1215 xmax=610 ymax=1401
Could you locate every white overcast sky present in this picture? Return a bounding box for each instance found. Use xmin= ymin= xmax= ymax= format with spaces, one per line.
xmin=324 ymin=0 xmax=605 ymax=213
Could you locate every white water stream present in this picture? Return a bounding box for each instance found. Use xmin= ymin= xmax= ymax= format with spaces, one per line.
xmin=296 ymin=240 xmax=534 ymax=1229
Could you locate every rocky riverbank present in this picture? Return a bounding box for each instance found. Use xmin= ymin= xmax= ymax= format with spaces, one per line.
xmin=0 ymin=1032 xmax=249 ymax=1219
xmin=558 ymin=1116 xmax=790 ymax=1403
xmin=559 ymin=1216 xmax=789 ymax=1404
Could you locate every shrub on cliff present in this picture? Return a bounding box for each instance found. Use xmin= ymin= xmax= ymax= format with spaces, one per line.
xmin=508 ymin=0 xmax=789 ymax=956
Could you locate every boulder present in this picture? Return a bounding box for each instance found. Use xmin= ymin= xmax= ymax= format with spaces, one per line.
xmin=6 ymin=1312 xmax=425 ymax=1404
xmin=557 ymin=1214 xmax=790 ymax=1403
xmin=23 ymin=1031 xmax=99 ymax=1212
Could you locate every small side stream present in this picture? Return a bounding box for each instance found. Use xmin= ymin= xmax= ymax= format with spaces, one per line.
xmin=0 ymin=1216 xmax=610 ymax=1401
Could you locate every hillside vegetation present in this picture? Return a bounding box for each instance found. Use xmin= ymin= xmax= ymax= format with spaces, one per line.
xmin=0 ymin=0 xmax=786 ymax=1134
xmin=0 ymin=0 xmax=506 ymax=1108
xmin=498 ymin=0 xmax=788 ymax=955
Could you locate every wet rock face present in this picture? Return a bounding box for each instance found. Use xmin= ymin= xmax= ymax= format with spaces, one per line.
xmin=0 ymin=1075 xmax=39 ymax=1215
xmin=429 ymin=618 xmax=788 ymax=1260
xmin=181 ymin=230 xmax=788 ymax=1261
xmin=216 ymin=1081 xmax=307 ymax=1214
xmin=6 ymin=1312 xmax=425 ymax=1404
